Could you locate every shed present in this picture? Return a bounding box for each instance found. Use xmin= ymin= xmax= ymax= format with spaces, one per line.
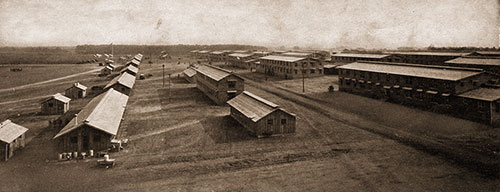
xmin=40 ymin=93 xmax=71 ymax=115
xmin=65 ymin=82 xmax=87 ymax=99
xmin=53 ymin=88 xmax=129 ymax=154
xmin=227 ymin=91 xmax=296 ymax=137
xmin=104 ymin=72 xmax=136 ymax=96
xmin=0 ymin=120 xmax=28 ymax=161
xmin=101 ymin=66 xmax=112 ymax=76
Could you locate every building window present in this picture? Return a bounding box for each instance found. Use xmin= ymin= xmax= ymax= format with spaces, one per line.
xmin=310 ymin=69 xmax=315 ymax=74
xmin=295 ymin=70 xmax=298 ymax=74
xmin=267 ymin=119 xmax=273 ymax=125
xmin=281 ymin=119 xmax=287 ymax=125
xmin=340 ymin=79 xmax=343 ymax=85
xmin=48 ymin=103 xmax=53 ymax=107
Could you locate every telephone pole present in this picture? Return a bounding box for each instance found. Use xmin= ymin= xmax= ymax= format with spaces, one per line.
xmin=162 ymin=64 xmax=165 ymax=87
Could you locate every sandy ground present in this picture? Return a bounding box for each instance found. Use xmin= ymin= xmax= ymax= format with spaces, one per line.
xmin=0 ymin=57 xmax=498 ymax=191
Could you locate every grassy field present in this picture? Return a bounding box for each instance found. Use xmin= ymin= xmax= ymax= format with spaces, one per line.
xmin=0 ymin=57 xmax=498 ymax=191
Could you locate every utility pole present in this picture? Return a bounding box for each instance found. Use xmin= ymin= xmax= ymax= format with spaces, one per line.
xmin=162 ymin=64 xmax=165 ymax=87
xmin=302 ymin=65 xmax=305 ymax=93
xmin=168 ymin=73 xmax=171 ymax=102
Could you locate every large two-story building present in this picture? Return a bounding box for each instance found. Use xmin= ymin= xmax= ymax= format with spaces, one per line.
xmin=194 ymin=65 xmax=245 ymax=105
xmin=259 ymin=55 xmax=324 ymax=79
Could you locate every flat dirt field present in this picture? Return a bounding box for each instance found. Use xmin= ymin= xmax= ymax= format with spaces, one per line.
xmin=0 ymin=58 xmax=498 ymax=191
xmin=0 ymin=64 xmax=100 ymax=89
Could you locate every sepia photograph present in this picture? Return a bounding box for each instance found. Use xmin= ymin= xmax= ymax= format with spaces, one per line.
xmin=0 ymin=0 xmax=499 ymax=191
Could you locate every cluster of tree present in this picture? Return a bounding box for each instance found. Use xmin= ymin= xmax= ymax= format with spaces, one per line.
xmin=0 ymin=46 xmax=73 ymax=53
xmin=75 ymin=44 xmax=267 ymax=56
xmin=425 ymin=46 xmax=499 ymax=52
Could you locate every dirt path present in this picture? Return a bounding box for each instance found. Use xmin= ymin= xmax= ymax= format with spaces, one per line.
xmin=128 ymin=119 xmax=201 ymax=141
xmin=0 ymin=68 xmax=100 ymax=94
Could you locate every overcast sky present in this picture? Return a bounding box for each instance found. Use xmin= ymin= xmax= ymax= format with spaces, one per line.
xmin=0 ymin=0 xmax=498 ymax=49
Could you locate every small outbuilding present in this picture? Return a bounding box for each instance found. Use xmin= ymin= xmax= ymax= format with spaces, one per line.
xmin=183 ymin=67 xmax=197 ymax=83
xmin=0 ymin=120 xmax=28 ymax=161
xmin=227 ymin=91 xmax=296 ymax=137
xmin=101 ymin=66 xmax=112 ymax=76
xmin=40 ymin=93 xmax=71 ymax=115
xmin=65 ymin=82 xmax=87 ymax=99
xmin=104 ymin=73 xmax=136 ymax=96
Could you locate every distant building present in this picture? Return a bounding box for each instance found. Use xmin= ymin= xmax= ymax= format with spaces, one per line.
xmin=467 ymin=51 xmax=500 ymax=57
xmin=227 ymin=53 xmax=256 ymax=69
xmin=209 ymin=51 xmax=229 ymax=62
xmin=134 ymin=53 xmax=143 ymax=62
xmin=331 ymin=53 xmax=393 ymax=63
xmin=120 ymin=65 xmax=139 ymax=76
xmin=0 ymin=120 xmax=28 ymax=161
xmin=65 ymin=82 xmax=87 ymax=99
xmin=101 ymin=66 xmax=112 ymax=76
xmin=227 ymin=91 xmax=296 ymax=137
xmin=196 ymin=50 xmax=211 ymax=60
xmin=444 ymin=57 xmax=500 ymax=74
xmin=259 ymin=55 xmax=324 ymax=79
xmin=104 ymin=73 xmax=136 ymax=96
xmin=106 ymin=63 xmax=115 ymax=71
xmin=40 ymin=93 xmax=71 ymax=115
xmin=193 ymin=65 xmax=244 ymax=105
xmin=384 ymin=51 xmax=468 ymax=65
xmin=183 ymin=67 xmax=197 ymax=83
xmin=53 ymin=88 xmax=129 ymax=154
xmin=127 ymin=59 xmax=140 ymax=68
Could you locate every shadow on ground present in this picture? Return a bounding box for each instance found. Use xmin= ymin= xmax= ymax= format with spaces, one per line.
xmin=201 ymin=115 xmax=253 ymax=144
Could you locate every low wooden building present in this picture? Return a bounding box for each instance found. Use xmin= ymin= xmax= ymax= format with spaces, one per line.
xmin=53 ymin=88 xmax=129 ymax=154
xmin=455 ymin=88 xmax=500 ymax=125
xmin=384 ymin=51 xmax=468 ymax=65
xmin=101 ymin=66 xmax=112 ymax=76
xmin=194 ymin=65 xmax=244 ymax=105
xmin=104 ymin=73 xmax=136 ymax=96
xmin=127 ymin=59 xmax=141 ymax=68
xmin=120 ymin=65 xmax=139 ymax=76
xmin=331 ymin=53 xmax=393 ymax=63
xmin=134 ymin=53 xmax=143 ymax=62
xmin=65 ymin=82 xmax=87 ymax=99
xmin=227 ymin=91 xmax=296 ymax=137
xmin=40 ymin=93 xmax=71 ymax=115
xmin=444 ymin=57 xmax=500 ymax=74
xmin=0 ymin=120 xmax=28 ymax=161
xmin=259 ymin=55 xmax=324 ymax=79
xmin=183 ymin=67 xmax=197 ymax=83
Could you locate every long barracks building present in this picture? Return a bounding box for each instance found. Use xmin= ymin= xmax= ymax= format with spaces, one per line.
xmin=193 ymin=65 xmax=244 ymax=105
xmin=259 ymin=55 xmax=324 ymax=79
xmin=337 ymin=61 xmax=500 ymax=125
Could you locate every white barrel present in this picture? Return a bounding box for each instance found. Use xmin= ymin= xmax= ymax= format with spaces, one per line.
xmin=89 ymin=150 xmax=94 ymax=157
xmin=73 ymin=152 xmax=78 ymax=158
xmin=104 ymin=154 xmax=109 ymax=161
xmin=58 ymin=153 xmax=63 ymax=160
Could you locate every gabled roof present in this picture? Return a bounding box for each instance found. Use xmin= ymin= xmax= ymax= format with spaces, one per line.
xmin=53 ymin=88 xmax=129 ymax=139
xmin=121 ymin=65 xmax=139 ymax=75
xmin=260 ymin=55 xmax=307 ymax=62
xmin=107 ymin=63 xmax=115 ymax=68
xmin=0 ymin=120 xmax=28 ymax=143
xmin=337 ymin=62 xmax=483 ymax=81
xmin=445 ymin=57 xmax=500 ymax=66
xmin=253 ymin=51 xmax=271 ymax=55
xmin=183 ymin=68 xmax=197 ymax=77
xmin=228 ymin=53 xmax=254 ymax=58
xmin=128 ymin=59 xmax=140 ymax=66
xmin=385 ymin=51 xmax=469 ymax=57
xmin=190 ymin=50 xmax=199 ymax=53
xmin=458 ymin=88 xmax=500 ymax=101
xmin=211 ymin=51 xmax=224 ymax=54
xmin=104 ymin=73 xmax=136 ymax=90
xmin=68 ymin=82 xmax=87 ymax=91
xmin=227 ymin=91 xmax=294 ymax=122
xmin=333 ymin=53 xmax=389 ymax=59
xmin=41 ymin=93 xmax=71 ymax=104
xmin=193 ymin=65 xmax=236 ymax=81
xmin=198 ymin=50 xmax=210 ymax=54
xmin=282 ymin=52 xmax=312 ymax=57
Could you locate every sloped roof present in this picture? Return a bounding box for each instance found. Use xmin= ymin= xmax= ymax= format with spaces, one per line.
xmin=385 ymin=51 xmax=468 ymax=57
xmin=211 ymin=51 xmax=224 ymax=54
xmin=253 ymin=51 xmax=271 ymax=55
xmin=260 ymin=55 xmax=306 ymax=62
xmin=53 ymin=88 xmax=129 ymax=139
xmin=333 ymin=53 xmax=389 ymax=59
xmin=445 ymin=57 xmax=500 ymax=66
xmin=67 ymin=82 xmax=87 ymax=91
xmin=128 ymin=59 xmax=140 ymax=66
xmin=107 ymin=63 xmax=115 ymax=68
xmin=227 ymin=91 xmax=293 ymax=122
xmin=41 ymin=93 xmax=71 ymax=104
xmin=183 ymin=68 xmax=197 ymax=77
xmin=104 ymin=73 xmax=136 ymax=89
xmin=228 ymin=53 xmax=254 ymax=58
xmin=121 ymin=65 xmax=139 ymax=75
xmin=458 ymin=88 xmax=500 ymax=101
xmin=193 ymin=65 xmax=234 ymax=81
xmin=0 ymin=120 xmax=28 ymax=143
xmin=282 ymin=52 xmax=312 ymax=57
xmin=474 ymin=51 xmax=500 ymax=56
xmin=190 ymin=50 xmax=199 ymax=53
xmin=198 ymin=50 xmax=210 ymax=54
xmin=337 ymin=62 xmax=483 ymax=81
